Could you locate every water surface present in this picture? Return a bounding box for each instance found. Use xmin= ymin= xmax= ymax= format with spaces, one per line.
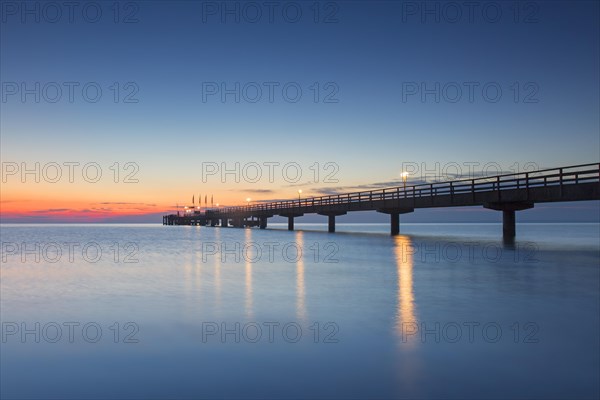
xmin=1 ymin=223 xmax=598 ymax=399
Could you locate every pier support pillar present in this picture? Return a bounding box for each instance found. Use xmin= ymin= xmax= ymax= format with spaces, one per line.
xmin=280 ymin=213 xmax=303 ymax=231
xmin=221 ymin=218 xmax=228 ymax=227
xmin=484 ymin=202 xmax=534 ymax=242
xmin=328 ymin=215 xmax=335 ymax=233
xmin=260 ymin=217 xmax=268 ymax=229
xmin=318 ymin=212 xmax=347 ymax=233
xmin=376 ymin=208 xmax=414 ymax=236
xmin=503 ymin=210 xmax=515 ymax=239
xmin=390 ymin=213 xmax=399 ymax=236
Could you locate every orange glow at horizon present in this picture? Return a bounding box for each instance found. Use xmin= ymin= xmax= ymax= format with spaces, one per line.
xmin=1 ymin=180 xmax=317 ymax=221
xmin=0 ymin=160 xmax=373 ymax=221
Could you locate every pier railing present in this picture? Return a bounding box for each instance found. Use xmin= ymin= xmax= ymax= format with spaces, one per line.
xmin=210 ymin=163 xmax=600 ymax=214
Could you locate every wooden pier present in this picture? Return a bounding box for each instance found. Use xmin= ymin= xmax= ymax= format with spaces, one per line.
xmin=164 ymin=163 xmax=600 ymax=240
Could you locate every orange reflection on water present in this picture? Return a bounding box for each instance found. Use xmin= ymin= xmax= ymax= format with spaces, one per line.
xmin=394 ymin=235 xmax=417 ymax=338
xmin=393 ymin=235 xmax=422 ymax=393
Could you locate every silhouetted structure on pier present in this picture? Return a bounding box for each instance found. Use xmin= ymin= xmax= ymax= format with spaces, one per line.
xmin=163 ymin=163 xmax=600 ymax=241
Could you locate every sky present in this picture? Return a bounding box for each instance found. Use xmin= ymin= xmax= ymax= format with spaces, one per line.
xmin=1 ymin=0 xmax=599 ymax=222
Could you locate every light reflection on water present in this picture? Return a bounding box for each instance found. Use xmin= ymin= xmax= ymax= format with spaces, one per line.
xmin=0 ymin=223 xmax=598 ymax=399
xmin=213 ymin=226 xmax=222 ymax=315
xmin=245 ymin=228 xmax=254 ymax=320
xmin=296 ymin=231 xmax=307 ymax=324
xmin=394 ymin=235 xmax=417 ymax=340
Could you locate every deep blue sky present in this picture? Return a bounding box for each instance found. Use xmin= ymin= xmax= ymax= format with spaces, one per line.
xmin=1 ymin=0 xmax=599 ymax=222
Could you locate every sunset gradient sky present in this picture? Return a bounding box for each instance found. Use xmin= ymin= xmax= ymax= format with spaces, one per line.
xmin=1 ymin=1 xmax=598 ymax=222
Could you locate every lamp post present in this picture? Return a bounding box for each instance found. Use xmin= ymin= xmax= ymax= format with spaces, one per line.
xmin=298 ymin=189 xmax=302 ymax=201
xmin=246 ymin=198 xmax=251 ymax=207
xmin=401 ymin=172 xmax=409 ymax=190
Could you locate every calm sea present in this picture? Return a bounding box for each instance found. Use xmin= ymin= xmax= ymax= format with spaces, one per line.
xmin=1 ymin=223 xmax=599 ymax=399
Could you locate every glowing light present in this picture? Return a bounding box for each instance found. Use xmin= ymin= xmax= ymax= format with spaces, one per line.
xmin=401 ymin=171 xmax=409 ymax=189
